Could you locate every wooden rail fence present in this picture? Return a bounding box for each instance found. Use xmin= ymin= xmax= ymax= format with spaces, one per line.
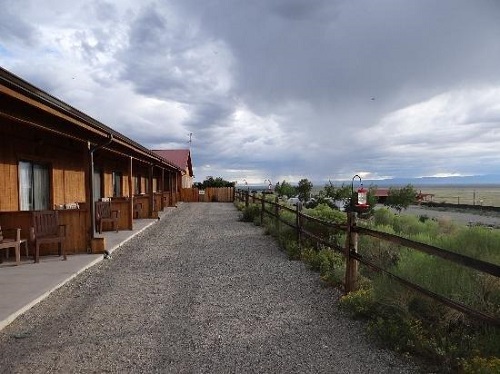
xmin=235 ymin=190 xmax=500 ymax=326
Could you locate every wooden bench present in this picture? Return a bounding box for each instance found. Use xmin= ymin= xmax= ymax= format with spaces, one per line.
xmin=95 ymin=199 xmax=120 ymax=234
xmin=30 ymin=210 xmax=67 ymax=263
xmin=0 ymin=226 xmax=21 ymax=266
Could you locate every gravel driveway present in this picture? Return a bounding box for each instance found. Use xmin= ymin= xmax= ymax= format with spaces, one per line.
xmin=0 ymin=203 xmax=423 ymax=373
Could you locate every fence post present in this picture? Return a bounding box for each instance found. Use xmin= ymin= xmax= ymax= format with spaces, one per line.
xmin=261 ymin=197 xmax=265 ymax=225
xmin=274 ymin=196 xmax=280 ymax=234
xmin=344 ymin=211 xmax=359 ymax=294
xmin=296 ymin=202 xmax=302 ymax=249
xmin=245 ymin=191 xmax=249 ymax=207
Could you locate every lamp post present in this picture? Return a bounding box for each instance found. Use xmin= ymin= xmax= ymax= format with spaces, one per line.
xmin=264 ymin=179 xmax=272 ymax=193
xmin=345 ymin=174 xmax=367 ymax=293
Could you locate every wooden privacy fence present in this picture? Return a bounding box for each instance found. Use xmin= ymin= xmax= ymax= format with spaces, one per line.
xmin=235 ymin=190 xmax=500 ymax=326
xmin=181 ymin=187 xmax=235 ymax=203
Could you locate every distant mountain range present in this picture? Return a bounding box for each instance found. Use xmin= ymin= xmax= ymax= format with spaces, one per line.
xmin=325 ymin=174 xmax=500 ymax=187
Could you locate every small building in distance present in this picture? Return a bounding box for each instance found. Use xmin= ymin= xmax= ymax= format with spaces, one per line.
xmin=371 ymin=188 xmax=434 ymax=204
xmin=372 ymin=188 xmax=390 ymax=203
xmin=153 ymin=149 xmax=194 ymax=188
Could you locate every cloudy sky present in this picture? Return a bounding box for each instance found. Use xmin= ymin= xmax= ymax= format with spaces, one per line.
xmin=2 ymin=0 xmax=500 ymax=185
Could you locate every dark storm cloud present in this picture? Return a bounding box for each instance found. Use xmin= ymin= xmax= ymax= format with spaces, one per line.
xmin=3 ymin=0 xmax=500 ymax=183
xmin=0 ymin=1 xmax=37 ymax=46
xmin=118 ymin=6 xmax=181 ymax=96
xmin=198 ymin=0 xmax=499 ymax=107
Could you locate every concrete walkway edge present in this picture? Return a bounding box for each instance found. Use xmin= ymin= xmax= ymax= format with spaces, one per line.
xmin=0 ymin=215 xmax=162 ymax=331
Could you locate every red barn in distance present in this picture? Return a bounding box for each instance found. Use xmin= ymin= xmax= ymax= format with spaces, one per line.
xmin=371 ymin=188 xmax=434 ymax=204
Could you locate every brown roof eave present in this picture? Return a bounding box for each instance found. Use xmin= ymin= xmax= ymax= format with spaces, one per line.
xmin=0 ymin=67 xmax=181 ymax=172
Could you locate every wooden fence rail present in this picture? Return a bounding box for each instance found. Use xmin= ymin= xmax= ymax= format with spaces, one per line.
xmin=235 ymin=190 xmax=500 ymax=326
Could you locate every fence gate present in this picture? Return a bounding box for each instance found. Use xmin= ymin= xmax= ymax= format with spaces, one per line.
xmin=181 ymin=187 xmax=235 ymax=202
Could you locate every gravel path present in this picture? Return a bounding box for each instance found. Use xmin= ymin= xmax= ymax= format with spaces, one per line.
xmin=0 ymin=203 xmax=423 ymax=373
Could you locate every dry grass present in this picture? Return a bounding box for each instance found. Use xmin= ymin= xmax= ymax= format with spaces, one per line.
xmin=415 ymin=186 xmax=500 ymax=207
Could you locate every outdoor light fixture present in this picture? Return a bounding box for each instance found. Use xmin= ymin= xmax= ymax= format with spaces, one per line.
xmin=265 ymin=179 xmax=272 ymax=191
xmin=351 ymin=174 xmax=369 ymax=212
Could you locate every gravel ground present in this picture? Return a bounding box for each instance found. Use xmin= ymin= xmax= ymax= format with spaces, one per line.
xmin=0 ymin=203 xmax=425 ymax=373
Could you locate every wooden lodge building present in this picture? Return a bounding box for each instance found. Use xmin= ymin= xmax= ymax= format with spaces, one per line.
xmin=0 ymin=67 xmax=183 ymax=258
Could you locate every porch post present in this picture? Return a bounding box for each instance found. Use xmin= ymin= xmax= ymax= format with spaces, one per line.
xmin=128 ymin=156 xmax=133 ymax=229
xmin=85 ymin=142 xmax=93 ymax=250
xmin=88 ymin=134 xmax=113 ymax=253
xmin=171 ymin=171 xmax=175 ymax=206
xmin=149 ymin=163 xmax=154 ymax=217
xmin=161 ymin=168 xmax=165 ymax=210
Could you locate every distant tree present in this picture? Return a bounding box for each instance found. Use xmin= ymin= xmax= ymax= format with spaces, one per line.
xmin=329 ymin=182 xmax=351 ymax=201
xmin=318 ymin=181 xmax=351 ymax=209
xmin=365 ymin=185 xmax=378 ymax=215
xmin=384 ymin=184 xmax=417 ymax=213
xmin=193 ymin=176 xmax=235 ymax=189
xmin=297 ymin=178 xmax=313 ymax=201
xmin=275 ymin=180 xmax=297 ymax=198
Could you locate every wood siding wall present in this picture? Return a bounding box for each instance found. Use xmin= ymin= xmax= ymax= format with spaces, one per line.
xmin=181 ymin=188 xmax=200 ymax=202
xmin=0 ymin=131 xmax=19 ymax=210
xmin=0 ymin=209 xmax=88 ymax=255
xmin=181 ymin=187 xmax=234 ymax=203
xmin=0 ymin=124 xmax=87 ymax=211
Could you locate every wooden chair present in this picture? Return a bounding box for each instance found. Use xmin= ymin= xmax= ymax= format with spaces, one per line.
xmin=0 ymin=226 xmax=21 ymax=266
xmin=30 ymin=210 xmax=67 ymax=263
xmin=95 ymin=200 xmax=120 ymax=234
xmin=133 ymin=202 xmax=143 ymax=219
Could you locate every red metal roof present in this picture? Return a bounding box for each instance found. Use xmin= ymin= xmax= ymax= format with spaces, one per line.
xmin=373 ymin=188 xmax=390 ymax=197
xmin=153 ymin=149 xmax=193 ymax=176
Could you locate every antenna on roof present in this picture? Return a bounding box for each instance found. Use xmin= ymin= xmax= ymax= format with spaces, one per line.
xmin=187 ymin=132 xmax=193 ymax=148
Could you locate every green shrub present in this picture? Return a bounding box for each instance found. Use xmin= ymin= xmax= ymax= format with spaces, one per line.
xmin=358 ymin=230 xmax=401 ymax=270
xmin=306 ymin=203 xmax=346 ymax=224
xmin=460 ymin=356 xmax=500 ymax=374
xmin=367 ymin=314 xmax=429 ymax=355
xmin=392 ymin=214 xmax=422 ymax=235
xmin=234 ymin=201 xmax=245 ymax=211
xmin=436 ymin=216 xmax=459 ymax=235
xmin=240 ymin=204 xmax=260 ymax=222
xmin=301 ymin=247 xmax=322 ymax=271
xmin=317 ymin=248 xmax=345 ymax=286
xmin=419 ymin=214 xmax=430 ymax=223
xmin=373 ymin=208 xmax=394 ymax=226
xmin=339 ymin=287 xmax=375 ymax=319
xmin=437 ymin=226 xmax=500 ymax=264
xmin=279 ymin=208 xmax=297 ymax=226
xmin=284 ymin=240 xmax=301 ymax=260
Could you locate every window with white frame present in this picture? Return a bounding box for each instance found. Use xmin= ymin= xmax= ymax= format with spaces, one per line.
xmin=93 ymin=169 xmax=102 ymax=202
xmin=19 ymin=161 xmax=50 ymax=211
xmin=134 ymin=175 xmax=141 ymax=194
xmin=112 ymin=171 xmax=122 ymax=197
